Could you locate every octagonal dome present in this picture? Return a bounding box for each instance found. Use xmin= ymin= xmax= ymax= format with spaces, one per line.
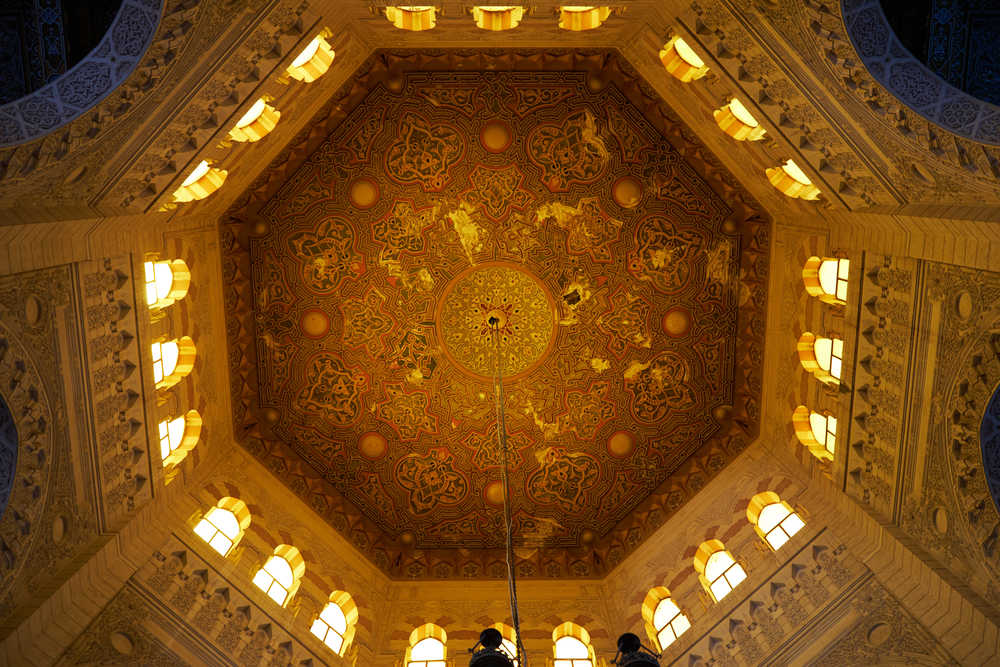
xmin=222 ymin=50 xmax=769 ymax=579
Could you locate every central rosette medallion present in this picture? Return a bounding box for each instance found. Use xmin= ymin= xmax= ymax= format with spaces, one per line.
xmin=436 ymin=262 xmax=557 ymax=380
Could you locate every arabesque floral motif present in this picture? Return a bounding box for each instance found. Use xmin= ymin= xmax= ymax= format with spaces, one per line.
xmin=286 ymin=216 xmax=362 ymax=293
xmin=629 ymin=215 xmax=708 ymax=294
xmin=396 ymin=449 xmax=469 ymax=514
xmin=527 ymin=446 xmax=600 ymax=511
xmin=527 ymin=109 xmax=609 ymax=191
xmin=385 ymin=114 xmax=464 ymax=191
xmin=626 ymin=352 xmax=697 ymax=423
xmin=295 ymin=354 xmax=365 ymax=426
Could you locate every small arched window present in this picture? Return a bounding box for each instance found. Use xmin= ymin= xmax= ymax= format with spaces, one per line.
xmin=152 ymin=337 xmax=196 ymax=390
xmin=552 ymin=622 xmax=595 ymax=667
xmin=253 ymin=544 xmax=305 ymax=607
xmin=803 ymin=256 xmax=849 ymax=305
xmin=143 ymin=259 xmax=190 ymax=310
xmin=641 ymin=587 xmax=691 ymax=651
xmin=797 ymin=332 xmax=844 ymax=385
xmin=747 ymin=492 xmax=805 ymax=550
xmin=793 ymin=405 xmax=836 ymax=461
xmin=406 ymin=623 xmax=447 ymax=667
xmin=310 ymin=590 xmax=358 ymax=655
xmin=158 ymin=409 xmax=202 ymax=467
xmin=694 ymin=540 xmax=746 ymax=602
xmin=193 ymin=497 xmax=251 ymax=557
xmin=558 ymin=6 xmax=611 ymax=31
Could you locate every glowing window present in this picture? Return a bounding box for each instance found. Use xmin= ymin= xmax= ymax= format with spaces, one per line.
xmin=803 ymin=256 xmax=849 ymax=305
xmin=193 ymin=497 xmax=251 ymax=557
xmin=286 ymin=34 xmax=335 ymax=83
xmin=766 ymin=159 xmax=820 ymax=200
xmin=252 ymin=545 xmax=304 ymax=607
xmin=797 ymin=332 xmax=844 ymax=385
xmin=386 ymin=6 xmax=437 ymax=31
xmin=143 ymin=259 xmax=190 ymax=310
xmin=151 ymin=337 xmax=196 ymax=390
xmin=310 ymin=591 xmax=357 ymax=655
xmin=558 ymin=6 xmax=610 ymax=31
xmin=748 ymin=492 xmax=805 ymax=551
xmin=472 ymin=6 xmax=525 ymax=30
xmin=552 ymin=622 xmax=594 ymax=667
xmin=158 ymin=409 xmax=202 ymax=467
xmin=694 ymin=540 xmax=746 ymax=602
xmin=652 ymin=597 xmax=691 ymax=649
xmin=171 ymin=160 xmax=227 ymax=203
xmin=555 ymin=636 xmax=592 ymax=666
xmin=659 ymin=36 xmax=710 ymax=82
xmin=793 ymin=405 xmax=836 ymax=460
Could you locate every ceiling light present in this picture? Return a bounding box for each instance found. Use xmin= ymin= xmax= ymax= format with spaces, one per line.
xmin=472 ymin=5 xmax=524 ymax=31
xmin=286 ymin=34 xmax=335 ymax=83
xmin=558 ymin=6 xmax=611 ymax=31
xmin=385 ymin=5 xmax=437 ymax=31
xmin=171 ymin=160 xmax=227 ymax=203
xmin=228 ymin=97 xmax=281 ymax=143
xmin=659 ymin=36 xmax=709 ymax=82
xmin=714 ymin=97 xmax=766 ymax=141
xmin=767 ymin=159 xmax=820 ymax=200
xmin=612 ymin=632 xmax=660 ymax=665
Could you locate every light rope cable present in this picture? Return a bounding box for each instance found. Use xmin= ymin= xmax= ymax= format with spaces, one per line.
xmin=489 ymin=318 xmax=528 ymax=667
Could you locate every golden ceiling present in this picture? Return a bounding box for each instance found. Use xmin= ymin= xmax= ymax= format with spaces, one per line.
xmin=222 ymin=51 xmax=770 ymax=579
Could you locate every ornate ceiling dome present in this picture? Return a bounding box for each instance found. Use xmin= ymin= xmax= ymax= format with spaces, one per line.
xmin=223 ymin=51 xmax=770 ymax=579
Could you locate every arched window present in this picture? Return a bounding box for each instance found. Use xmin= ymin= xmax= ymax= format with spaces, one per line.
xmin=143 ymin=259 xmax=190 ymax=310
xmin=797 ymin=332 xmax=844 ymax=385
xmin=747 ymin=492 xmax=805 ymax=550
xmin=558 ymin=6 xmax=611 ymax=31
xmin=406 ymin=623 xmax=447 ymax=667
xmin=385 ymin=6 xmax=437 ymax=31
xmin=193 ymin=497 xmax=251 ymax=557
xmin=803 ymin=256 xmax=849 ymax=305
xmin=310 ymin=590 xmax=358 ymax=655
xmin=793 ymin=405 xmax=836 ymax=461
xmin=252 ymin=544 xmax=305 ymax=607
xmin=151 ymin=337 xmax=196 ymax=390
xmin=694 ymin=540 xmax=746 ymax=602
xmin=641 ymin=587 xmax=691 ymax=651
xmin=552 ymin=622 xmax=595 ymax=667
xmin=158 ymin=409 xmax=202 ymax=467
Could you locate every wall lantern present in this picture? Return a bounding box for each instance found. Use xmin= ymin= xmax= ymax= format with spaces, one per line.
xmin=385 ymin=5 xmax=437 ymax=31
xmin=659 ymin=35 xmax=709 ymax=82
xmin=286 ymin=34 xmax=335 ymax=83
xmin=714 ymin=97 xmax=766 ymax=141
xmin=228 ymin=97 xmax=281 ymax=143
xmin=472 ymin=5 xmax=525 ymax=31
xmin=171 ymin=160 xmax=227 ymax=203
xmin=558 ymin=6 xmax=610 ymax=31
xmin=767 ymin=159 xmax=821 ymax=200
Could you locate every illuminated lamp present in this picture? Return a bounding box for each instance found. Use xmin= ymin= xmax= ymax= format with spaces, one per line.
xmin=385 ymin=5 xmax=437 ymax=31
xmin=228 ymin=98 xmax=281 ymax=143
xmin=714 ymin=97 xmax=766 ymax=141
xmin=558 ymin=5 xmax=610 ymax=31
xmin=767 ymin=159 xmax=821 ymax=200
xmin=659 ymin=36 xmax=709 ymax=82
xmin=472 ymin=5 xmax=525 ymax=31
xmin=286 ymin=34 xmax=335 ymax=83
xmin=171 ymin=160 xmax=227 ymax=203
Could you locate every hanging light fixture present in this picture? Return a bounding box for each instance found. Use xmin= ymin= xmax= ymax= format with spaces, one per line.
xmin=170 ymin=160 xmax=227 ymax=203
xmin=385 ymin=5 xmax=437 ymax=30
xmin=472 ymin=5 xmax=525 ymax=31
xmin=612 ymin=633 xmax=660 ymax=665
xmin=228 ymin=97 xmax=281 ymax=143
xmin=659 ymin=36 xmax=709 ymax=82
xmin=469 ymin=628 xmax=516 ymax=667
xmin=766 ymin=159 xmax=821 ymax=200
